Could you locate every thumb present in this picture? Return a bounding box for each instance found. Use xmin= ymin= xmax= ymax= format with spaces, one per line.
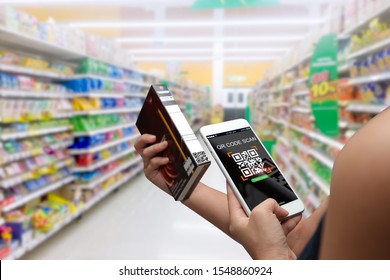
xmin=256 ymin=198 xmax=289 ymax=220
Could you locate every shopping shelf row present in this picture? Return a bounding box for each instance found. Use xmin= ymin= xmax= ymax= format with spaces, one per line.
xmin=72 ymin=156 xmax=142 ymax=190
xmin=0 ymin=89 xmax=148 ymax=99
xmin=0 ymin=158 xmax=74 ymax=189
xmin=0 ymin=139 xmax=73 ymax=166
xmin=69 ymin=134 xmax=140 ymax=155
xmin=0 ymin=64 xmax=151 ymax=88
xmin=1 ymin=175 xmax=75 ymax=212
xmin=4 ymin=165 xmax=144 ymax=260
xmin=72 ymin=146 xmax=136 ymax=173
xmin=0 ymin=121 xmax=138 ymax=141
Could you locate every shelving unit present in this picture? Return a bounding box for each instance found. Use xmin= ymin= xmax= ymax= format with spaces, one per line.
xmin=0 ymin=5 xmax=210 ymax=260
xmin=250 ymin=1 xmax=390 ymax=214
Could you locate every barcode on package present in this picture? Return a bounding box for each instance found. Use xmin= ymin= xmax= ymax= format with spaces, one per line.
xmin=192 ymin=151 xmax=209 ymax=164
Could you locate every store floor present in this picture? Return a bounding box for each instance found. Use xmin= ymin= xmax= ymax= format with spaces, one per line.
xmin=22 ymin=138 xmax=250 ymax=260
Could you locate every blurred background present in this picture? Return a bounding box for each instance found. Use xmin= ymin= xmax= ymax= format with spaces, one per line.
xmin=0 ymin=0 xmax=389 ymax=259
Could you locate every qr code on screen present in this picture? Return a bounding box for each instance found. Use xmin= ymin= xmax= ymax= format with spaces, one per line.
xmin=232 ymin=149 xmax=265 ymax=178
xmin=192 ymin=151 xmax=209 ymax=164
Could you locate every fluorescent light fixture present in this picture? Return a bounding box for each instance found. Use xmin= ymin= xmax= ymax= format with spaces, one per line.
xmin=133 ymin=56 xmax=279 ymax=62
xmin=128 ymin=47 xmax=290 ymax=54
xmin=68 ymin=18 xmax=326 ymax=29
xmin=118 ymin=35 xmax=304 ymax=44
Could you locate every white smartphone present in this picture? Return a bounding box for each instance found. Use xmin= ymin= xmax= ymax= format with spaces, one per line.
xmin=200 ymin=119 xmax=304 ymax=218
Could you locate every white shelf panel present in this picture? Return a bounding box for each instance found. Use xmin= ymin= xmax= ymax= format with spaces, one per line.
xmin=288 ymin=123 xmax=344 ymax=150
xmin=69 ymin=92 xmax=126 ymax=98
xmin=291 ymin=155 xmax=330 ymax=195
xmin=291 ymin=107 xmax=311 ymax=114
xmin=292 ymin=90 xmax=309 ymax=98
xmin=338 ymin=64 xmax=350 ymax=74
xmin=0 ymin=158 xmax=73 ymax=188
xmin=73 ymin=122 xmax=136 ymax=137
xmin=124 ymin=92 xmax=147 ymax=98
xmin=294 ymin=77 xmax=308 ymax=84
xmin=72 ymin=147 xmax=136 ymax=172
xmin=348 ymin=36 xmax=390 ymax=60
xmin=125 ymin=79 xmax=150 ymax=87
xmin=0 ymin=89 xmax=68 ymax=99
xmin=0 ymin=126 xmax=71 ymax=141
xmin=72 ymin=156 xmax=142 ymax=189
xmin=348 ymin=72 xmax=390 ymax=85
xmin=72 ymin=107 xmax=141 ymax=116
xmin=0 ymin=64 xmax=70 ymax=79
xmin=346 ymin=103 xmax=388 ymax=114
xmin=1 ymin=175 xmax=75 ymax=212
xmin=69 ymin=134 xmax=140 ymax=155
xmin=0 ymin=140 xmax=73 ymax=166
xmin=267 ymin=115 xmax=288 ymax=126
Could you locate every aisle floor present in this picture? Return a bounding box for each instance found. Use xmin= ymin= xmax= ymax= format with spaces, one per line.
xmin=23 ymin=139 xmax=250 ymax=260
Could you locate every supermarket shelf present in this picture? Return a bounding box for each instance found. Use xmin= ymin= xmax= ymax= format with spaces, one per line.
xmin=348 ymin=72 xmax=390 ymax=85
xmin=4 ymin=166 xmax=143 ymax=260
xmin=292 ymin=90 xmax=309 ymax=98
xmin=288 ymin=123 xmax=344 ymax=150
xmin=68 ymin=134 xmax=140 ymax=155
xmin=0 ymin=64 xmax=70 ymax=79
xmin=72 ymin=122 xmax=136 ymax=137
xmin=0 ymin=88 xmax=68 ymax=99
xmin=0 ymin=126 xmax=71 ymax=141
xmin=72 ymin=156 xmax=142 ymax=189
xmin=293 ymin=140 xmax=334 ymax=169
xmin=339 ymin=121 xmax=348 ymax=129
xmin=290 ymin=155 xmax=330 ymax=195
xmin=72 ymin=107 xmax=141 ymax=116
xmin=1 ymin=175 xmax=75 ymax=212
xmin=291 ymin=107 xmax=311 ymax=114
xmin=341 ymin=3 xmax=390 ymax=36
xmin=346 ymin=103 xmax=388 ymax=114
xmin=69 ymin=92 xmax=126 ymax=98
xmin=0 ymin=158 xmax=74 ymax=188
xmin=348 ymin=36 xmax=390 ymax=60
xmin=284 ymin=52 xmax=312 ymax=73
xmin=1 ymin=140 xmax=73 ymax=166
xmin=1 ymin=112 xmax=74 ymax=124
xmin=294 ymin=77 xmax=308 ymax=84
xmin=72 ymin=147 xmax=136 ymax=172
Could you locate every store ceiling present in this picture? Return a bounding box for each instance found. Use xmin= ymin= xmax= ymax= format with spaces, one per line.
xmin=5 ymin=0 xmax=349 ymax=63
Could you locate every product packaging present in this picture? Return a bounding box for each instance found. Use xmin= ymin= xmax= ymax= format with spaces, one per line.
xmin=136 ymin=84 xmax=211 ymax=201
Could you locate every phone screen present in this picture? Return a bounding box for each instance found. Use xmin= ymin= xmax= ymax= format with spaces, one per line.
xmin=207 ymin=127 xmax=298 ymax=210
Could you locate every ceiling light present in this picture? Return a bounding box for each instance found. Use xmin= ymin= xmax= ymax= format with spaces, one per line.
xmin=67 ymin=18 xmax=325 ymax=29
xmin=117 ymin=35 xmax=304 ymax=44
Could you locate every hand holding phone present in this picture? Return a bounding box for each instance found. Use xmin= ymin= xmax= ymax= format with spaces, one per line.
xmin=200 ymin=119 xmax=304 ymax=218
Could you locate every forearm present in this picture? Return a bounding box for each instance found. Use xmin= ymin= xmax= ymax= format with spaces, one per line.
xmin=181 ymin=182 xmax=232 ymax=238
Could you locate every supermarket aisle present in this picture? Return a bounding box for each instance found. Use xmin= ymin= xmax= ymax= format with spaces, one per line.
xmin=22 ymin=138 xmax=250 ymax=260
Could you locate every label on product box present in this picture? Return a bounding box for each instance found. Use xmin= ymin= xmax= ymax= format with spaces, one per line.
xmin=309 ymin=33 xmax=339 ymax=137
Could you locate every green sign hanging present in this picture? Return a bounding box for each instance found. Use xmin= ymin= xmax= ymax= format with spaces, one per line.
xmin=309 ymin=33 xmax=339 ymax=138
xmin=192 ymin=0 xmax=279 ymax=10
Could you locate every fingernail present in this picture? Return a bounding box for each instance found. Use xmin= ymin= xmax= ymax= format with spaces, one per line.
xmin=164 ymin=157 xmax=169 ymax=163
xmin=162 ymin=141 xmax=168 ymax=146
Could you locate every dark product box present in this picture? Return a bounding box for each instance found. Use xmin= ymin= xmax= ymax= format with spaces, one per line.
xmin=136 ymin=84 xmax=210 ymax=201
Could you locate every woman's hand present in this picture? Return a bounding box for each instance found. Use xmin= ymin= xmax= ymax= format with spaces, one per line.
xmin=134 ymin=134 xmax=170 ymax=194
xmin=226 ymin=184 xmax=302 ymax=260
